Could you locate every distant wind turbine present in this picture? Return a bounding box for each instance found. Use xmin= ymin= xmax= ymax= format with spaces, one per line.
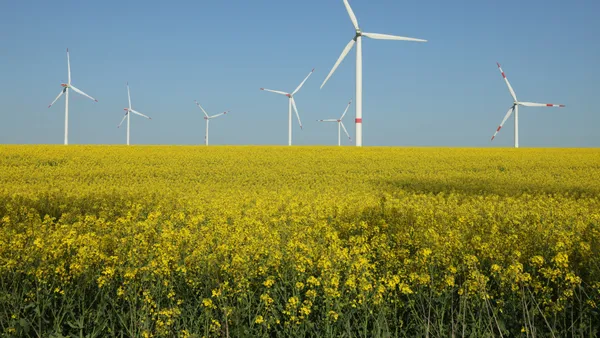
xmin=117 ymin=83 xmax=151 ymax=145
xmin=48 ymin=48 xmax=98 ymax=145
xmin=261 ymin=69 xmax=314 ymax=146
xmin=491 ymin=63 xmax=565 ymax=148
xmin=321 ymin=0 xmax=426 ymax=147
xmin=317 ymin=99 xmax=353 ymax=146
xmin=194 ymin=100 xmax=228 ymax=146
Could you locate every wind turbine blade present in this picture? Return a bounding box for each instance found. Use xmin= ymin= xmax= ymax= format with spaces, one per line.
xmin=127 ymin=82 xmax=132 ymax=109
xmin=340 ymin=122 xmax=352 ymax=142
xmin=491 ymin=106 xmax=515 ymax=141
xmin=497 ymin=63 xmax=518 ymax=102
xmin=519 ymin=102 xmax=565 ymax=108
xmin=340 ymin=98 xmax=353 ymax=120
xmin=291 ymin=98 xmax=303 ymax=130
xmin=362 ymin=32 xmax=427 ymax=42
xmin=117 ymin=113 xmax=128 ymax=128
xmin=48 ymin=88 xmax=66 ymax=108
xmin=210 ymin=111 xmax=229 ymax=119
xmin=343 ymin=0 xmax=360 ymax=30
xmin=67 ymin=48 xmax=71 ymax=84
xmin=69 ymin=85 xmax=98 ymax=102
xmin=194 ymin=100 xmax=210 ymax=117
xmin=321 ymin=39 xmax=356 ymax=89
xmin=292 ymin=68 xmax=315 ymax=95
xmin=130 ymin=109 xmax=151 ymax=120
xmin=260 ymin=88 xmax=289 ymax=96
xmin=317 ymin=119 xmax=338 ymax=122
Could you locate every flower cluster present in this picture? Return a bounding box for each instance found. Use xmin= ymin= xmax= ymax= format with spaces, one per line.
xmin=0 ymin=146 xmax=598 ymax=336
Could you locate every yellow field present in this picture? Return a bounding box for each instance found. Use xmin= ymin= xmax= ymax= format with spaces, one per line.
xmin=1 ymin=146 xmax=599 ymax=337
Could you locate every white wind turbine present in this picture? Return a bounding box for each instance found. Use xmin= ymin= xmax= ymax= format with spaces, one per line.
xmin=321 ymin=0 xmax=426 ymax=147
xmin=491 ymin=63 xmax=565 ymax=148
xmin=194 ymin=100 xmax=228 ymax=146
xmin=261 ymin=69 xmax=314 ymax=146
xmin=117 ymin=83 xmax=152 ymax=145
xmin=48 ymin=48 xmax=98 ymax=145
xmin=317 ymin=99 xmax=353 ymax=146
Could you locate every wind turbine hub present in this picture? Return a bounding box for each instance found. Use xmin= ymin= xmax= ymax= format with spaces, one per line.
xmin=354 ymin=31 xmax=362 ymax=39
xmin=286 ymin=94 xmax=292 ymax=98
xmin=61 ymin=83 xmax=69 ymax=88
xmin=337 ymin=120 xmax=341 ymax=122
xmin=204 ymin=117 xmax=209 ymax=120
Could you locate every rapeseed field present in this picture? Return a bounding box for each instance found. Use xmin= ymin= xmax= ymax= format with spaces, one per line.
xmin=0 ymin=146 xmax=598 ymax=337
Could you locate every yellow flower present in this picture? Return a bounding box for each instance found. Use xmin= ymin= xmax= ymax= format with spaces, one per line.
xmin=202 ymin=298 xmax=214 ymax=309
xmin=307 ymin=276 xmax=320 ymax=287
xmin=530 ymin=256 xmax=545 ymax=268
xmin=263 ymin=277 xmax=276 ymax=288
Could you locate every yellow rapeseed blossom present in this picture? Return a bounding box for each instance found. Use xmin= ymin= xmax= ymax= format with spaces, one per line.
xmin=0 ymin=146 xmax=598 ymax=336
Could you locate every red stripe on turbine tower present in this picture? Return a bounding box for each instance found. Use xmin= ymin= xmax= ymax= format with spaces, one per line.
xmin=356 ymin=118 xmax=362 ymax=124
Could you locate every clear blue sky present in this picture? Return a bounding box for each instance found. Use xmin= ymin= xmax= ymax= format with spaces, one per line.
xmin=0 ymin=0 xmax=598 ymax=146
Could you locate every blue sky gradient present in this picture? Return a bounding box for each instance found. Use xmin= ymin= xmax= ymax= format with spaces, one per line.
xmin=0 ymin=0 xmax=598 ymax=146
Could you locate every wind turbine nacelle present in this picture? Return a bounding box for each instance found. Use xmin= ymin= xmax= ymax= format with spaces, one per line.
xmin=204 ymin=117 xmax=209 ymax=120
xmin=61 ymin=83 xmax=69 ymax=88
xmin=286 ymin=94 xmax=292 ymax=98
xmin=124 ymin=108 xmax=129 ymax=111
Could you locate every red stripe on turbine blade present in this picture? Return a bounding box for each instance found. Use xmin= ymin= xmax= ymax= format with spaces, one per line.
xmin=355 ymin=118 xmax=362 ymax=124
xmin=502 ymin=72 xmax=506 ymax=79
xmin=491 ymin=136 xmax=495 ymax=141
xmin=496 ymin=126 xmax=502 ymax=132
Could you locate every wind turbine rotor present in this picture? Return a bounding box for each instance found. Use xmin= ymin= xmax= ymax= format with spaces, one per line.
xmin=291 ymin=98 xmax=303 ymax=130
xmin=491 ymin=105 xmax=516 ymax=141
xmin=519 ymin=102 xmax=565 ymax=108
xmin=362 ymin=32 xmax=427 ymax=42
xmin=321 ymin=39 xmax=356 ymax=89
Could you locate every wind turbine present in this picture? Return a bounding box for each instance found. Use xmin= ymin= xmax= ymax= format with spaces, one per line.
xmin=117 ymin=83 xmax=152 ymax=146
xmin=261 ymin=68 xmax=314 ymax=146
xmin=194 ymin=100 xmax=228 ymax=146
xmin=317 ymin=99 xmax=353 ymax=146
xmin=321 ymin=0 xmax=426 ymax=147
xmin=491 ymin=63 xmax=565 ymax=148
xmin=48 ymin=48 xmax=98 ymax=145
